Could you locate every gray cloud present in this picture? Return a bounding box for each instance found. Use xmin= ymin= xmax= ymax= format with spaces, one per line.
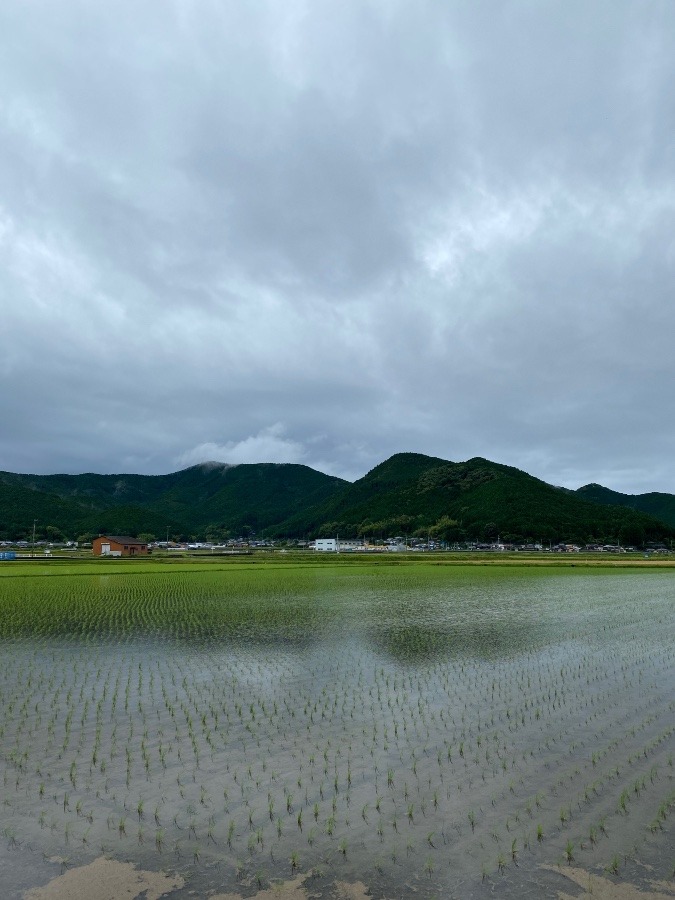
xmin=1 ymin=1 xmax=674 ymax=493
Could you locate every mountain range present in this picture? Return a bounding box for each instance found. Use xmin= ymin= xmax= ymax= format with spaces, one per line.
xmin=574 ymin=483 xmax=675 ymax=529
xmin=1 ymin=453 xmax=673 ymax=546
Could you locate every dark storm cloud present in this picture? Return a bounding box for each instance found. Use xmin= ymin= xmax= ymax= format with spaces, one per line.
xmin=1 ymin=1 xmax=674 ymax=492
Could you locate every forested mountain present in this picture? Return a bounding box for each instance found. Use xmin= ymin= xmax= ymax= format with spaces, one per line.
xmin=270 ymin=453 xmax=675 ymax=545
xmin=575 ymin=483 xmax=675 ymax=529
xmin=1 ymin=454 xmax=673 ymax=545
xmin=0 ymin=463 xmax=346 ymax=541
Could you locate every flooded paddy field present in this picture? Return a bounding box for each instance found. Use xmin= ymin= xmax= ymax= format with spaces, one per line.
xmin=0 ymin=561 xmax=674 ymax=898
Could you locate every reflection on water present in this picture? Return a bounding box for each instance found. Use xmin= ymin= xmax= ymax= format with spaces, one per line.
xmin=0 ymin=566 xmax=674 ymax=899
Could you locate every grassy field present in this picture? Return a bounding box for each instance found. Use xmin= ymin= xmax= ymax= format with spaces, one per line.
xmin=2 ymin=549 xmax=675 ymax=579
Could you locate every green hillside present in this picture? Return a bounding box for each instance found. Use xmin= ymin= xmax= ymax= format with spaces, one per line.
xmin=576 ymin=483 xmax=675 ymax=529
xmin=1 ymin=455 xmax=673 ymax=546
xmin=271 ymin=454 xmax=675 ymax=545
xmin=0 ymin=464 xmax=346 ymax=541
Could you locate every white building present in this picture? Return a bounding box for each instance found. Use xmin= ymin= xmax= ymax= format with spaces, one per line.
xmin=312 ymin=538 xmax=365 ymax=552
xmin=314 ymin=539 xmax=338 ymax=552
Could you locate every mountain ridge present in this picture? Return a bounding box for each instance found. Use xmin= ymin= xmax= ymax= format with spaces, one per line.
xmin=1 ymin=455 xmax=673 ymax=545
xmin=575 ymin=483 xmax=675 ymax=529
xmin=0 ymin=463 xmax=347 ymax=541
xmin=268 ymin=454 xmax=674 ymax=544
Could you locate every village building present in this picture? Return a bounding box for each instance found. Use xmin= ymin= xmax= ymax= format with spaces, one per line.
xmin=311 ymin=538 xmax=365 ymax=552
xmin=92 ymin=535 xmax=149 ymax=557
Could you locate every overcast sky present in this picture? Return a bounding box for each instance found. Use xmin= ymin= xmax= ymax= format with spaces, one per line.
xmin=1 ymin=1 xmax=674 ymax=493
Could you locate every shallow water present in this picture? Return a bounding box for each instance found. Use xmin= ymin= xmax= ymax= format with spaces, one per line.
xmin=0 ymin=564 xmax=674 ymax=897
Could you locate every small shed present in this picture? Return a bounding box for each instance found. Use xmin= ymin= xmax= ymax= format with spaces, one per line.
xmin=92 ymin=536 xmax=149 ymax=557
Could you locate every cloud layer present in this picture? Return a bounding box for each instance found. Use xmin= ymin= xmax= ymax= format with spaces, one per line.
xmin=1 ymin=1 xmax=674 ymax=492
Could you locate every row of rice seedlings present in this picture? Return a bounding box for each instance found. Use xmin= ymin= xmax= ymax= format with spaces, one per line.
xmin=1 ymin=568 xmax=674 ymax=893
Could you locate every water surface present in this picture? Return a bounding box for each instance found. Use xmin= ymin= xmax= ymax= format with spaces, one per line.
xmin=1 ymin=564 xmax=673 ymax=897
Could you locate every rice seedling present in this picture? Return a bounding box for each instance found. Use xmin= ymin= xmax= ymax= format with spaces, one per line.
xmin=564 ymin=840 xmax=574 ymax=864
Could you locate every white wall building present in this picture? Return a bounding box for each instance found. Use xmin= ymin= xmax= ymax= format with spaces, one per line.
xmin=312 ymin=538 xmax=365 ymax=552
xmin=314 ymin=539 xmax=338 ymax=552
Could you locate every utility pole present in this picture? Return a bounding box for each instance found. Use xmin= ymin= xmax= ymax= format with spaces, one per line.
xmin=166 ymin=526 xmax=170 ymax=551
xmin=32 ymin=519 xmax=37 ymax=558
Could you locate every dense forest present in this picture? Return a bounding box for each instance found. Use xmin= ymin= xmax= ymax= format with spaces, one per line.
xmin=269 ymin=454 xmax=674 ymax=545
xmin=1 ymin=454 xmax=673 ymax=546
xmin=575 ymin=483 xmax=675 ymax=528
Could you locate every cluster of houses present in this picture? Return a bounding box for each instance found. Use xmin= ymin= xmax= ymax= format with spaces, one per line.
xmin=88 ymin=535 xmax=404 ymax=555
xmin=309 ymin=539 xmax=658 ymax=553
xmin=2 ymin=534 xmax=670 ymax=559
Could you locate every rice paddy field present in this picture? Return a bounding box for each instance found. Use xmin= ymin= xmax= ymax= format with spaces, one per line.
xmin=1 ymin=558 xmax=674 ymax=898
